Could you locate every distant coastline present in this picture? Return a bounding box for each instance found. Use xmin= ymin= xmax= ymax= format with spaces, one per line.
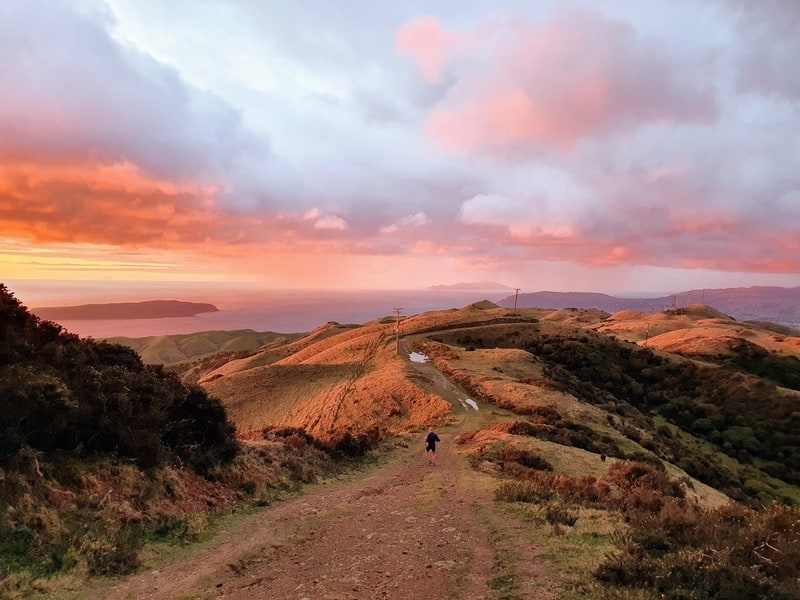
xmin=18 ymin=285 xmax=800 ymax=340
xmin=26 ymin=289 xmax=495 ymax=339
xmin=430 ymin=280 xmax=513 ymax=291
xmin=497 ymin=286 xmax=800 ymax=331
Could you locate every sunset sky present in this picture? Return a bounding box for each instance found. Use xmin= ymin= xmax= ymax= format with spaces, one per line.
xmin=2 ymin=0 xmax=799 ymax=300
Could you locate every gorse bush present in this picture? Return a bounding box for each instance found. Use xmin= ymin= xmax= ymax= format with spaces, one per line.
xmin=596 ymin=502 xmax=800 ymax=599
xmin=0 ymin=283 xmax=242 ymax=582
xmin=0 ymin=284 xmax=238 ymax=473
xmin=522 ymin=329 xmax=800 ymax=493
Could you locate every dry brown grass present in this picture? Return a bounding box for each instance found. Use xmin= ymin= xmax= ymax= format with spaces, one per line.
xmin=198 ymin=302 xmax=558 ymax=445
xmin=420 ymin=343 xmax=610 ymax=431
xmin=197 ymin=299 xmax=793 ymax=509
xmin=201 ymin=318 xmax=450 ymax=443
xmin=594 ymin=304 xmax=800 ymax=359
xmin=542 ymin=307 xmax=609 ymax=324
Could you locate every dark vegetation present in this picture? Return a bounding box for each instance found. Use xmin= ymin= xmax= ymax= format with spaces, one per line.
xmin=0 ymin=284 xmax=238 ymax=472
xmin=264 ymin=425 xmax=382 ymax=459
xmin=521 ymin=329 xmax=800 ymax=498
xmin=0 ymin=284 xmax=239 ymax=583
xmin=699 ymin=337 xmax=800 ymax=392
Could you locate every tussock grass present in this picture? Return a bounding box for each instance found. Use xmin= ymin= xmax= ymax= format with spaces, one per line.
xmin=480 ymin=433 xmax=800 ymax=599
xmin=110 ymin=330 xmax=296 ymax=366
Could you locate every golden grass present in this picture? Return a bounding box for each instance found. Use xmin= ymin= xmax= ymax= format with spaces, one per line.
xmin=589 ymin=304 xmax=800 ymax=358
xmin=191 ymin=300 xmax=797 ymax=507
xmin=202 ymin=318 xmax=451 ymax=441
xmin=110 ymin=330 xmax=297 ymax=365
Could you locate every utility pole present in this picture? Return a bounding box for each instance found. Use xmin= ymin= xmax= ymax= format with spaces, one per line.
xmin=513 ymin=288 xmax=520 ymax=316
xmin=394 ymin=307 xmax=403 ymax=355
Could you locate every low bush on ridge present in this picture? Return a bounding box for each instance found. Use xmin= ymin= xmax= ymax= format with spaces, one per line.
xmin=596 ymin=501 xmax=800 ymax=599
xmin=263 ymin=425 xmax=383 ymax=458
xmin=483 ymin=440 xmax=800 ymax=599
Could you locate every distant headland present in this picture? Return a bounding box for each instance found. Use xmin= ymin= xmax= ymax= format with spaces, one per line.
xmin=33 ymin=300 xmax=220 ymax=321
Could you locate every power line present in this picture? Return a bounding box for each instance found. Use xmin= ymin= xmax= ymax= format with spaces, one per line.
xmin=393 ymin=307 xmax=403 ymax=355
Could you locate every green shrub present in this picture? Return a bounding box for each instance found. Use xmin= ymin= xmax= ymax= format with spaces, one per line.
xmin=73 ymin=527 xmax=141 ymax=576
xmin=544 ymin=502 xmax=578 ymax=527
xmin=0 ymin=284 xmax=239 ymax=475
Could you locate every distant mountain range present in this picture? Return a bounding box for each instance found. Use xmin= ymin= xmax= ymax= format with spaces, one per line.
xmin=430 ymin=280 xmax=514 ymax=291
xmin=497 ymin=286 xmax=800 ymax=330
xmin=33 ymin=300 xmax=220 ymax=321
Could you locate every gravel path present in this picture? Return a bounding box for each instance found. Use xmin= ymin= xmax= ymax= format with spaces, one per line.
xmin=100 ymin=434 xmax=555 ymax=599
xmin=98 ymin=346 xmax=557 ymax=600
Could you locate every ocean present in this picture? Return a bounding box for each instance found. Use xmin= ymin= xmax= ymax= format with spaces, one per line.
xmin=21 ymin=288 xmax=508 ymax=339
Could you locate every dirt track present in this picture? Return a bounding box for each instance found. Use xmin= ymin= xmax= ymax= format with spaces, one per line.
xmin=96 ymin=348 xmax=557 ymax=600
xmin=99 ymin=437 xmax=555 ymax=600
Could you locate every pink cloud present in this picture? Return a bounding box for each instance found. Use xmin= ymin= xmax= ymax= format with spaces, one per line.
xmin=395 ymin=16 xmax=462 ymax=84
xmin=408 ymin=10 xmax=717 ymax=153
xmin=0 ymin=161 xmax=222 ymax=246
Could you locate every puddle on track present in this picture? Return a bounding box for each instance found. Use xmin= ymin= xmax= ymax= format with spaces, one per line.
xmin=409 ymin=351 xmax=429 ymax=363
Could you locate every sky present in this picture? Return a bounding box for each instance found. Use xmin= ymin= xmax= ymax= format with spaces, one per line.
xmin=1 ymin=0 xmax=799 ymax=299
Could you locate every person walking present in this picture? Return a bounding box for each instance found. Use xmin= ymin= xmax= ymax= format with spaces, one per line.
xmin=425 ymin=427 xmax=441 ymax=465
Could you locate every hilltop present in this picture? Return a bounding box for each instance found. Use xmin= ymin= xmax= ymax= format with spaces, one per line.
xmin=499 ymin=285 xmax=800 ymax=330
xmin=107 ymin=330 xmax=300 ymax=365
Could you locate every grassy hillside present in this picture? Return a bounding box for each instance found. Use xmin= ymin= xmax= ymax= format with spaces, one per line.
xmin=199 ymin=320 xmax=452 ymax=442
xmin=186 ymin=303 xmax=800 ymax=506
xmin=108 ymin=329 xmax=302 ymax=365
xmin=181 ymin=301 xmax=800 ymax=598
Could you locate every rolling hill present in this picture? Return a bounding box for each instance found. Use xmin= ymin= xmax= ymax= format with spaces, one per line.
xmin=5 ymin=280 xmax=800 ymax=599
xmin=173 ymin=300 xmax=800 ymax=505
xmin=498 ymin=285 xmax=800 ymax=330
xmin=107 ymin=329 xmax=301 ymax=365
